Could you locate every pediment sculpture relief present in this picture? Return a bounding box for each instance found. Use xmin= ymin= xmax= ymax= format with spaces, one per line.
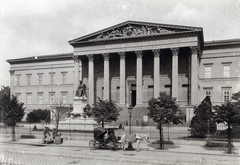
xmin=93 ymin=24 xmax=173 ymax=40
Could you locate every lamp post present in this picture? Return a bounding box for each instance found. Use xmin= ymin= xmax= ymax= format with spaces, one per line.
xmin=128 ymin=106 xmax=132 ymax=134
xmin=126 ymin=106 xmax=134 ymax=150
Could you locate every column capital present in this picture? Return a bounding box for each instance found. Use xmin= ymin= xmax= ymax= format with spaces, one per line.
xmin=9 ymin=70 xmax=15 ymax=75
xmin=190 ymin=46 xmax=200 ymax=55
xmin=135 ymin=50 xmax=143 ymax=58
xmin=102 ymin=53 xmax=110 ymax=61
xmin=152 ymin=49 xmax=161 ymax=57
xmin=87 ymin=54 xmax=94 ymax=62
xmin=118 ymin=52 xmax=126 ymax=60
xmin=73 ymin=56 xmax=79 ymax=63
xmin=171 ymin=47 xmax=179 ymax=56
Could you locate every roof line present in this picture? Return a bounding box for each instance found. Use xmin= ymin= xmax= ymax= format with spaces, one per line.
xmin=7 ymin=53 xmax=73 ymax=64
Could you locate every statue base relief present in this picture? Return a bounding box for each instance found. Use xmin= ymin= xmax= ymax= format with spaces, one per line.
xmin=71 ymin=96 xmax=88 ymax=115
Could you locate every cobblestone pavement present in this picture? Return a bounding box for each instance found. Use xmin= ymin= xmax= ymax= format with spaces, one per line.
xmin=0 ymin=143 xmax=239 ymax=165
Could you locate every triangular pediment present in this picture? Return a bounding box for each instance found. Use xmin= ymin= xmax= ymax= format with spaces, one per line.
xmin=69 ymin=20 xmax=202 ymax=45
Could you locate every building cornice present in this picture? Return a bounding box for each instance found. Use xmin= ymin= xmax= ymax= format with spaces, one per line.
xmin=70 ymin=31 xmax=200 ymax=46
xmin=204 ymin=39 xmax=240 ymax=48
xmin=7 ymin=53 xmax=73 ymax=64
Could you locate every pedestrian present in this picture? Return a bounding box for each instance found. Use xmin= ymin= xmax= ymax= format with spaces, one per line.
xmin=42 ymin=126 xmax=50 ymax=144
xmin=52 ymin=128 xmax=56 ymax=139
xmin=122 ymin=122 xmax=125 ymax=130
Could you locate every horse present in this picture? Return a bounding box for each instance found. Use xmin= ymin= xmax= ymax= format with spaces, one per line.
xmin=120 ymin=133 xmax=150 ymax=152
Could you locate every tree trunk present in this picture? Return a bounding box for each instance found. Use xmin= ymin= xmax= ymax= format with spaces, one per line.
xmin=159 ymin=124 xmax=164 ymax=149
xmin=56 ymin=118 xmax=59 ymax=135
xmin=12 ymin=125 xmax=16 ymax=141
xmin=56 ymin=109 xmax=59 ymax=135
xmin=227 ymin=122 xmax=232 ymax=154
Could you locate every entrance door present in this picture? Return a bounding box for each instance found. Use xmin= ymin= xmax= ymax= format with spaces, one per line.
xmin=131 ymin=90 xmax=136 ymax=107
xmin=130 ymin=84 xmax=136 ymax=107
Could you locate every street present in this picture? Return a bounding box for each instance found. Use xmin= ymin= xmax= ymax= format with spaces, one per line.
xmin=0 ymin=143 xmax=239 ymax=165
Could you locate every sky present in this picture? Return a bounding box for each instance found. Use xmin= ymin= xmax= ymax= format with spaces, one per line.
xmin=1 ymin=0 xmax=240 ymax=86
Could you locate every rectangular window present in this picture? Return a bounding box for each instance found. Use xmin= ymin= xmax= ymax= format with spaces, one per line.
xmin=49 ymin=93 xmax=55 ymax=104
xmin=27 ymin=74 xmax=31 ymax=86
xmin=61 ymin=92 xmax=67 ymax=104
xmin=205 ymin=66 xmax=212 ymax=78
xmin=62 ymin=72 xmax=67 ymax=84
xmin=116 ymin=87 xmax=120 ymax=103
xmin=15 ymin=93 xmax=21 ymax=102
xmin=27 ymin=93 xmax=32 ymax=104
xmin=38 ymin=74 xmax=43 ymax=85
xmin=223 ymin=65 xmax=230 ymax=78
xmin=205 ymin=90 xmax=212 ymax=101
xmin=38 ymin=93 xmax=43 ymax=104
xmin=223 ymin=90 xmax=230 ymax=102
xmin=102 ymin=87 xmax=104 ymax=100
xmin=17 ymin=76 xmax=20 ymax=86
xmin=50 ymin=74 xmax=55 ymax=85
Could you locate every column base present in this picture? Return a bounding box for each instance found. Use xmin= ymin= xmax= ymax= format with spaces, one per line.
xmin=186 ymin=105 xmax=195 ymax=123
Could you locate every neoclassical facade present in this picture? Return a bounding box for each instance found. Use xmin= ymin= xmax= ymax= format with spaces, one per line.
xmin=7 ymin=21 xmax=240 ymax=122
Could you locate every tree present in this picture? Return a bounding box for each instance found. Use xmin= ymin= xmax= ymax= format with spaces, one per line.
xmin=26 ymin=109 xmax=50 ymax=123
xmin=231 ymin=91 xmax=240 ymax=128
xmin=213 ymin=92 xmax=240 ymax=154
xmin=189 ymin=96 xmax=216 ymax=138
xmin=50 ymin=99 xmax=72 ymax=134
xmin=84 ymin=97 xmax=122 ymax=128
xmin=148 ymin=92 xmax=183 ymax=149
xmin=0 ymin=86 xmax=10 ymax=122
xmin=0 ymin=88 xmax=25 ymax=141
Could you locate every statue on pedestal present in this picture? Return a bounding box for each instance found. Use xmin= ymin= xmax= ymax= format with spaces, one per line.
xmin=76 ymin=80 xmax=87 ymax=98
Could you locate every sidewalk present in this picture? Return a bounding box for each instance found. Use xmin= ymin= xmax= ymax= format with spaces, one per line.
xmin=0 ymin=135 xmax=239 ymax=157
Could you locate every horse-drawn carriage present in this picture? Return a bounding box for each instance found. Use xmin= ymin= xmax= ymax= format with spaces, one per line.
xmin=89 ymin=127 xmax=122 ymax=150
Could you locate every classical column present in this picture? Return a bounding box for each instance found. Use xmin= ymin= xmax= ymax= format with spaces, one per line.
xmin=9 ymin=70 xmax=15 ymax=96
xmin=135 ymin=50 xmax=143 ymax=106
xmin=103 ymin=53 xmax=110 ymax=100
xmin=87 ymin=54 xmax=94 ymax=105
xmin=118 ymin=52 xmax=126 ymax=106
xmin=171 ymin=48 xmax=179 ymax=100
xmin=152 ymin=49 xmax=160 ymax=98
xmin=190 ymin=46 xmax=199 ymax=105
xmin=73 ymin=56 xmax=80 ymax=96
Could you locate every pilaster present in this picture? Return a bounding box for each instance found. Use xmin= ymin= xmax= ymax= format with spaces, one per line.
xmin=119 ymin=52 xmax=126 ymax=106
xmin=9 ymin=70 xmax=15 ymax=96
xmin=171 ymin=47 xmax=179 ymax=100
xmin=190 ymin=46 xmax=199 ymax=105
xmin=135 ymin=50 xmax=143 ymax=106
xmin=87 ymin=54 xmax=94 ymax=105
xmin=73 ymin=56 xmax=80 ymax=95
xmin=103 ymin=53 xmax=110 ymax=100
xmin=152 ymin=49 xmax=160 ymax=98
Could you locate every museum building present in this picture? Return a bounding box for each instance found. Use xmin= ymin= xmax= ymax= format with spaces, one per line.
xmin=7 ymin=21 xmax=240 ymax=122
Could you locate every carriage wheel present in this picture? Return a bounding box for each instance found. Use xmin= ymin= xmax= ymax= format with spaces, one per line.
xmin=89 ymin=140 xmax=99 ymax=149
xmin=110 ymin=142 xmax=118 ymax=150
xmin=117 ymin=142 xmax=122 ymax=150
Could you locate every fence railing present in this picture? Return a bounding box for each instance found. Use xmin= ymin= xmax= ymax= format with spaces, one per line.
xmin=0 ymin=122 xmax=229 ymax=141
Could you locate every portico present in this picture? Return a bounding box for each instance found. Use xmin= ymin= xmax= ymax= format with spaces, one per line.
xmin=69 ymin=21 xmax=203 ymax=111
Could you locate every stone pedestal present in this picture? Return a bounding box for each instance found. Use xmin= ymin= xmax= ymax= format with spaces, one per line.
xmin=71 ymin=97 xmax=88 ymax=115
xmin=58 ymin=118 xmax=99 ymax=131
xmin=57 ymin=96 xmax=100 ymax=131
